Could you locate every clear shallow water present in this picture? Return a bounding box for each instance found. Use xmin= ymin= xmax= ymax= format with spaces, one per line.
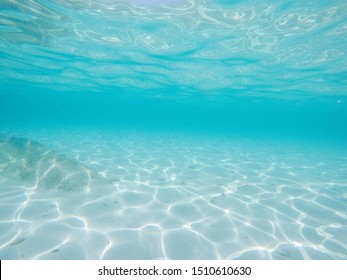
xmin=0 ymin=0 xmax=347 ymax=259
xmin=1 ymin=129 xmax=347 ymax=260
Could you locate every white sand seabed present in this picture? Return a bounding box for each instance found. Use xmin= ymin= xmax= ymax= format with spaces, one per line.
xmin=0 ymin=129 xmax=347 ymax=260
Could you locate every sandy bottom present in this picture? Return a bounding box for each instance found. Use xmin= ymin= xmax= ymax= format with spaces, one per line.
xmin=0 ymin=129 xmax=346 ymax=259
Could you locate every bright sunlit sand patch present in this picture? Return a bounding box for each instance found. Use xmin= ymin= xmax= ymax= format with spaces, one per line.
xmin=0 ymin=130 xmax=346 ymax=260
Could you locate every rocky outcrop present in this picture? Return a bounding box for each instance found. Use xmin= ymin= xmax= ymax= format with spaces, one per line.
xmin=0 ymin=134 xmax=107 ymax=191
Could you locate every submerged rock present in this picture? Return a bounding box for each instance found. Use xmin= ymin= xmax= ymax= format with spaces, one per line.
xmin=0 ymin=134 xmax=107 ymax=191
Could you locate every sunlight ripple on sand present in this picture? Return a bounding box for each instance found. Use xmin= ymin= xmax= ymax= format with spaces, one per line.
xmin=0 ymin=131 xmax=346 ymax=259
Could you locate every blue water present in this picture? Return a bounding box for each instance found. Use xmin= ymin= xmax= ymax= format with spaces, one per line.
xmin=0 ymin=0 xmax=347 ymax=260
xmin=1 ymin=0 xmax=347 ymax=142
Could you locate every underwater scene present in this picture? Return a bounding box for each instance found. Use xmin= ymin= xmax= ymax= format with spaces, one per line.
xmin=0 ymin=0 xmax=347 ymax=260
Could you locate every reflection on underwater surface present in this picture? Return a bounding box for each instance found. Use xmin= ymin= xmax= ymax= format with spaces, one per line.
xmin=0 ymin=0 xmax=346 ymax=97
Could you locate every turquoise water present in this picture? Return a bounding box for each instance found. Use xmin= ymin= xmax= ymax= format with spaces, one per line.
xmin=0 ymin=0 xmax=347 ymax=259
